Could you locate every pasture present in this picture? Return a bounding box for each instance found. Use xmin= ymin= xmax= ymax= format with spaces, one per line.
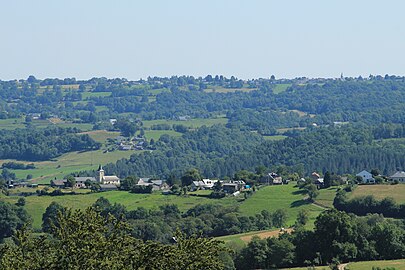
xmin=239 ymin=184 xmax=324 ymax=227
xmin=1 ymin=191 xmax=238 ymax=229
xmin=347 ymin=259 xmax=405 ymax=270
xmin=349 ymin=184 xmax=405 ymax=203
xmin=142 ymin=117 xmax=228 ymax=129
xmin=273 ymin=83 xmax=291 ymax=94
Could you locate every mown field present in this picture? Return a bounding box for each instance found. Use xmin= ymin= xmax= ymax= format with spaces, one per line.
xmin=349 ymin=184 xmax=405 ymax=203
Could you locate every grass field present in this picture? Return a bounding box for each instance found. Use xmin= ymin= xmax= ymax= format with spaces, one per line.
xmin=0 ymin=118 xmax=93 ymax=131
xmin=204 ymin=87 xmax=257 ymax=93
xmin=1 ymin=149 xmax=135 ymax=184
xmin=239 ymin=184 xmax=324 ymax=227
xmin=349 ymin=184 xmax=405 ymax=203
xmin=81 ymin=91 xmax=111 ymax=99
xmin=263 ymin=135 xmax=287 ymax=141
xmin=347 ymin=259 xmax=405 ymax=270
xmin=315 ymin=187 xmax=339 ymax=208
xmin=216 ymin=228 xmax=293 ymax=250
xmin=142 ymin=117 xmax=228 ymax=129
xmin=1 ymin=184 xmax=328 ymax=232
xmin=273 ymin=84 xmax=291 ymax=94
xmin=79 ymin=130 xmax=121 ymax=143
xmin=282 ymin=260 xmax=405 ymax=270
xmin=0 ymin=191 xmax=238 ymax=229
xmin=144 ymin=130 xmax=182 ymax=140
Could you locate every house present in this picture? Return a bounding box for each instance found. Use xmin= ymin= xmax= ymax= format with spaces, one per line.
xmin=109 ymin=118 xmax=117 ymax=125
xmin=51 ymin=179 xmax=66 ymax=188
xmin=356 ymin=170 xmax=375 ymax=184
xmin=222 ymin=183 xmax=239 ymax=193
xmin=74 ymin=177 xmax=95 ymax=188
xmin=314 ymin=178 xmax=324 ymax=187
xmin=202 ymin=179 xmax=218 ymax=189
xmin=119 ymin=144 xmax=132 ymax=151
xmin=269 ymin=173 xmax=283 ymax=185
xmin=389 ymin=171 xmax=405 ymax=183
xmin=136 ymin=178 xmax=168 ymax=191
xmin=191 ymin=180 xmax=205 ymax=191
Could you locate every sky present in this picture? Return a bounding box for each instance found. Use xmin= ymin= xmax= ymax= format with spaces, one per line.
xmin=1 ymin=0 xmax=405 ymax=80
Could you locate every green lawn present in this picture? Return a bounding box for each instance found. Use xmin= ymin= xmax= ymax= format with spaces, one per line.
xmin=239 ymin=184 xmax=324 ymax=227
xmin=349 ymin=184 xmax=405 ymax=203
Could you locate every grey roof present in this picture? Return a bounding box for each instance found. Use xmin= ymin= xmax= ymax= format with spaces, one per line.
xmin=151 ymin=180 xmax=163 ymax=186
xmin=51 ymin=179 xmax=66 ymax=186
xmin=103 ymin=176 xmax=120 ymax=181
xmin=99 ymin=184 xmax=118 ymax=190
xmin=390 ymin=171 xmax=405 ymax=178
xmin=75 ymin=177 xmax=96 ymax=182
xmin=223 ymin=183 xmax=238 ymax=187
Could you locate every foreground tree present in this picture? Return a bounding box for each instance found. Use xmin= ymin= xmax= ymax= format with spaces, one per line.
xmin=0 ymin=207 xmax=229 ymax=270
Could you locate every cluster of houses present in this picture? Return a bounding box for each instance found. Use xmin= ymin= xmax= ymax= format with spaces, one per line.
xmin=190 ymin=179 xmax=248 ymax=194
xmin=356 ymin=170 xmax=405 ymax=184
xmin=113 ymin=135 xmax=145 ymax=151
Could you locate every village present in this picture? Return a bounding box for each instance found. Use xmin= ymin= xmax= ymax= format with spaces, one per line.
xmin=6 ymin=166 xmax=405 ymax=198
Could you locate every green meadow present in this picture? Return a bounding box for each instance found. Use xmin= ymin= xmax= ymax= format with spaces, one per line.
xmin=142 ymin=117 xmax=228 ymax=129
xmin=239 ymin=184 xmax=324 ymax=227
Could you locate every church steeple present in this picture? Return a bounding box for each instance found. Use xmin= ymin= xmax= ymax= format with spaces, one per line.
xmin=97 ymin=165 xmax=104 ymax=183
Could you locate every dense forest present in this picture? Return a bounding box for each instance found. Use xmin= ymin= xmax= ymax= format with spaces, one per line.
xmin=0 ymin=127 xmax=100 ymax=161
xmin=101 ymin=124 xmax=405 ymax=178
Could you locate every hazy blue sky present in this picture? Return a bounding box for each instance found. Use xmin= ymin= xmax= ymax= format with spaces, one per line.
xmin=1 ymin=0 xmax=405 ymax=80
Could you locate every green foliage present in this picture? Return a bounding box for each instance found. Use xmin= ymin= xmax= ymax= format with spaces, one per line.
xmin=0 ymin=201 xmax=31 ymax=241
xmin=181 ymin=168 xmax=202 ymax=187
xmin=0 ymin=207 xmax=229 ymax=270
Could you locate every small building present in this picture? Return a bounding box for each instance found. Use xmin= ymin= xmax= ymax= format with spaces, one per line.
xmin=356 ymin=170 xmax=375 ymax=184
xmin=202 ymin=179 xmax=218 ymax=189
xmin=191 ymin=180 xmax=205 ymax=191
xmin=136 ymin=178 xmax=168 ymax=191
xmin=269 ymin=173 xmax=283 ymax=185
xmin=222 ymin=183 xmax=239 ymax=193
xmin=51 ymin=179 xmax=66 ymax=189
xmin=119 ymin=144 xmax=133 ymax=151
xmin=389 ymin=171 xmax=405 ymax=183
